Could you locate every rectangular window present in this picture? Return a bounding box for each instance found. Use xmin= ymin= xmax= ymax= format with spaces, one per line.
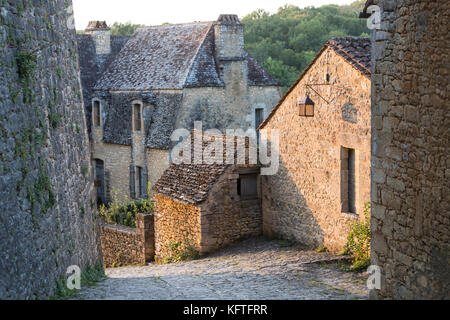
xmin=134 ymin=104 xmax=141 ymax=131
xmin=136 ymin=166 xmax=143 ymax=198
xmin=237 ymin=174 xmax=258 ymax=200
xmin=341 ymin=147 xmax=356 ymax=214
xmin=93 ymin=101 xmax=101 ymax=127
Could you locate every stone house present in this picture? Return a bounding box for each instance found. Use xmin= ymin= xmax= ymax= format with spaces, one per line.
xmin=361 ymin=0 xmax=449 ymax=299
xmin=77 ymin=16 xmax=281 ymax=205
xmin=258 ymin=37 xmax=372 ymax=252
xmin=152 ymin=132 xmax=262 ymax=261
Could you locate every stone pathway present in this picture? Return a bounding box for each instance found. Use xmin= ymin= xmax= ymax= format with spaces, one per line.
xmin=76 ymin=237 xmax=368 ymax=300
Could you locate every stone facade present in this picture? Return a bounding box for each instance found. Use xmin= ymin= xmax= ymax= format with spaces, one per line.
xmin=100 ymin=213 xmax=154 ymax=267
xmin=77 ymin=16 xmax=281 ymax=203
xmin=259 ymin=38 xmax=372 ymax=252
xmin=0 ymin=0 xmax=101 ymax=299
xmin=365 ymin=0 xmax=449 ymax=299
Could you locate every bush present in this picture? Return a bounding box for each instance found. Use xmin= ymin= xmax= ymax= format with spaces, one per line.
xmin=345 ymin=201 xmax=371 ymax=271
xmin=162 ymin=240 xmax=200 ymax=264
xmin=98 ymin=187 xmax=153 ymax=228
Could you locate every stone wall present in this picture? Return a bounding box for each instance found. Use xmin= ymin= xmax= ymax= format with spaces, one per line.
xmin=200 ymin=169 xmax=262 ymax=253
xmin=0 ymin=0 xmax=101 ymax=299
xmin=100 ymin=213 xmax=154 ymax=267
xmin=261 ymin=47 xmax=371 ymax=252
xmin=370 ymin=0 xmax=449 ymax=299
xmin=177 ymin=85 xmax=281 ymax=134
xmin=154 ymin=194 xmax=202 ymax=261
xmin=147 ymin=148 xmax=170 ymax=192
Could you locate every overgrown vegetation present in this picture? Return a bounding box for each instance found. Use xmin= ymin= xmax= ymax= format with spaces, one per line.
xmin=162 ymin=240 xmax=200 ymax=264
xmin=50 ymin=262 xmax=105 ymax=300
xmin=242 ymin=0 xmax=369 ymax=90
xmin=15 ymin=50 xmax=37 ymax=103
xmin=341 ymin=201 xmax=371 ymax=271
xmin=97 ymin=186 xmax=153 ymax=228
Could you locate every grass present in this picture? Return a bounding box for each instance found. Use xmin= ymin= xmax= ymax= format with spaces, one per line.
xmin=49 ymin=262 xmax=106 ymax=300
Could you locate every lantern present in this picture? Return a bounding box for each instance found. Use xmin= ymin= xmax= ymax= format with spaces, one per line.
xmin=299 ymin=96 xmax=315 ymax=117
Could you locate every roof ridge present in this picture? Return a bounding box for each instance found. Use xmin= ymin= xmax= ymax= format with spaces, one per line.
xmin=136 ymin=21 xmax=214 ymax=30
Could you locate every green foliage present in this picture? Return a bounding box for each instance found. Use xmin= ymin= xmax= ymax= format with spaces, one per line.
xmin=110 ymin=21 xmax=141 ymax=36
xmin=97 ymin=188 xmax=154 ymax=228
xmin=162 ymin=240 xmax=200 ymax=264
xmin=15 ymin=50 xmax=37 ymax=103
xmin=242 ymin=1 xmax=369 ymax=91
xmin=50 ymin=262 xmax=105 ymax=300
xmin=345 ymin=201 xmax=371 ymax=271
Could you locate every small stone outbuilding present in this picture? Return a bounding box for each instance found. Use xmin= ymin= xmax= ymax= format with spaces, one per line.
xmin=153 ymin=133 xmax=262 ymax=261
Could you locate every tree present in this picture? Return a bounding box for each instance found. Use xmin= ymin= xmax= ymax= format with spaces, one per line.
xmin=110 ymin=22 xmax=142 ymax=36
xmin=243 ymin=1 xmax=369 ymax=91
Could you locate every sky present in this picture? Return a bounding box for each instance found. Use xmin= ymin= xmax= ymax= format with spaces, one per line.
xmin=73 ymin=0 xmax=356 ymax=30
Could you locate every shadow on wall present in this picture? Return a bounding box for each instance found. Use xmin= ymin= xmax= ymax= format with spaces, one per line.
xmin=262 ymin=154 xmax=325 ymax=249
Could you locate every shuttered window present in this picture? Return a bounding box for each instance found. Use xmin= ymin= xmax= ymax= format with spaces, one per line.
xmin=341 ymin=147 xmax=356 ymax=214
xmin=238 ymin=174 xmax=258 ymax=200
xmin=93 ymin=101 xmax=101 ymax=127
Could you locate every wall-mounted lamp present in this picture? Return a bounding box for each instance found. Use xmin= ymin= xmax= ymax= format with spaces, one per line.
xmin=299 ymin=96 xmax=315 ymax=117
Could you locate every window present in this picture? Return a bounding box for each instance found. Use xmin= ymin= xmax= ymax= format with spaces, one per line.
xmin=341 ymin=147 xmax=356 ymax=214
xmin=136 ymin=166 xmax=143 ymax=198
xmin=93 ymin=101 xmax=101 ymax=127
xmin=134 ymin=103 xmax=142 ymax=131
xmin=255 ymin=108 xmax=264 ymax=129
xmin=94 ymin=159 xmax=105 ymax=206
xmin=237 ymin=174 xmax=258 ymax=200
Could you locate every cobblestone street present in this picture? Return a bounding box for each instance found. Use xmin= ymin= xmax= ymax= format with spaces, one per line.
xmin=76 ymin=238 xmax=368 ymax=300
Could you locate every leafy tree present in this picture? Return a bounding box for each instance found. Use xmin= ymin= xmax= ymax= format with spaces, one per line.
xmin=110 ymin=21 xmax=142 ymax=36
xmin=243 ymin=1 xmax=369 ymax=91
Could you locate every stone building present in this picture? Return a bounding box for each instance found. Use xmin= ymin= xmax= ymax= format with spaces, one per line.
xmin=258 ymin=37 xmax=372 ymax=252
xmin=77 ymin=15 xmax=281 ymax=205
xmin=361 ymin=0 xmax=449 ymax=299
xmin=0 ymin=0 xmax=101 ymax=299
xmin=153 ymin=132 xmax=262 ymax=261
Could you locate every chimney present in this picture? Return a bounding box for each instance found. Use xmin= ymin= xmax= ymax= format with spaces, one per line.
xmin=214 ymin=14 xmax=245 ymax=59
xmin=85 ymin=21 xmax=111 ymax=55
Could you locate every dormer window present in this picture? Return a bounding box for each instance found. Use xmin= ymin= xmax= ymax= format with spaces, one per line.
xmin=133 ymin=103 xmax=142 ymax=131
xmin=93 ymin=100 xmax=101 ymax=127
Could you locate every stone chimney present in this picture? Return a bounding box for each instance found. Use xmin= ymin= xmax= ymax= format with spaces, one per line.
xmin=214 ymin=14 xmax=245 ymax=59
xmin=85 ymin=21 xmax=111 ymax=55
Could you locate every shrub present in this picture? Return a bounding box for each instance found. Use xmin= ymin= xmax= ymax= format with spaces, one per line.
xmin=98 ymin=188 xmax=153 ymax=228
xmin=345 ymin=201 xmax=371 ymax=271
xmin=162 ymin=240 xmax=200 ymax=264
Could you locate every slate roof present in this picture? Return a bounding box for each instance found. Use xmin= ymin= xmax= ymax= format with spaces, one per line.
xmin=327 ymin=37 xmax=371 ymax=76
xmin=153 ymin=132 xmax=257 ymax=204
xmin=93 ymin=21 xmax=279 ymax=90
xmin=258 ymin=37 xmax=371 ymax=130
